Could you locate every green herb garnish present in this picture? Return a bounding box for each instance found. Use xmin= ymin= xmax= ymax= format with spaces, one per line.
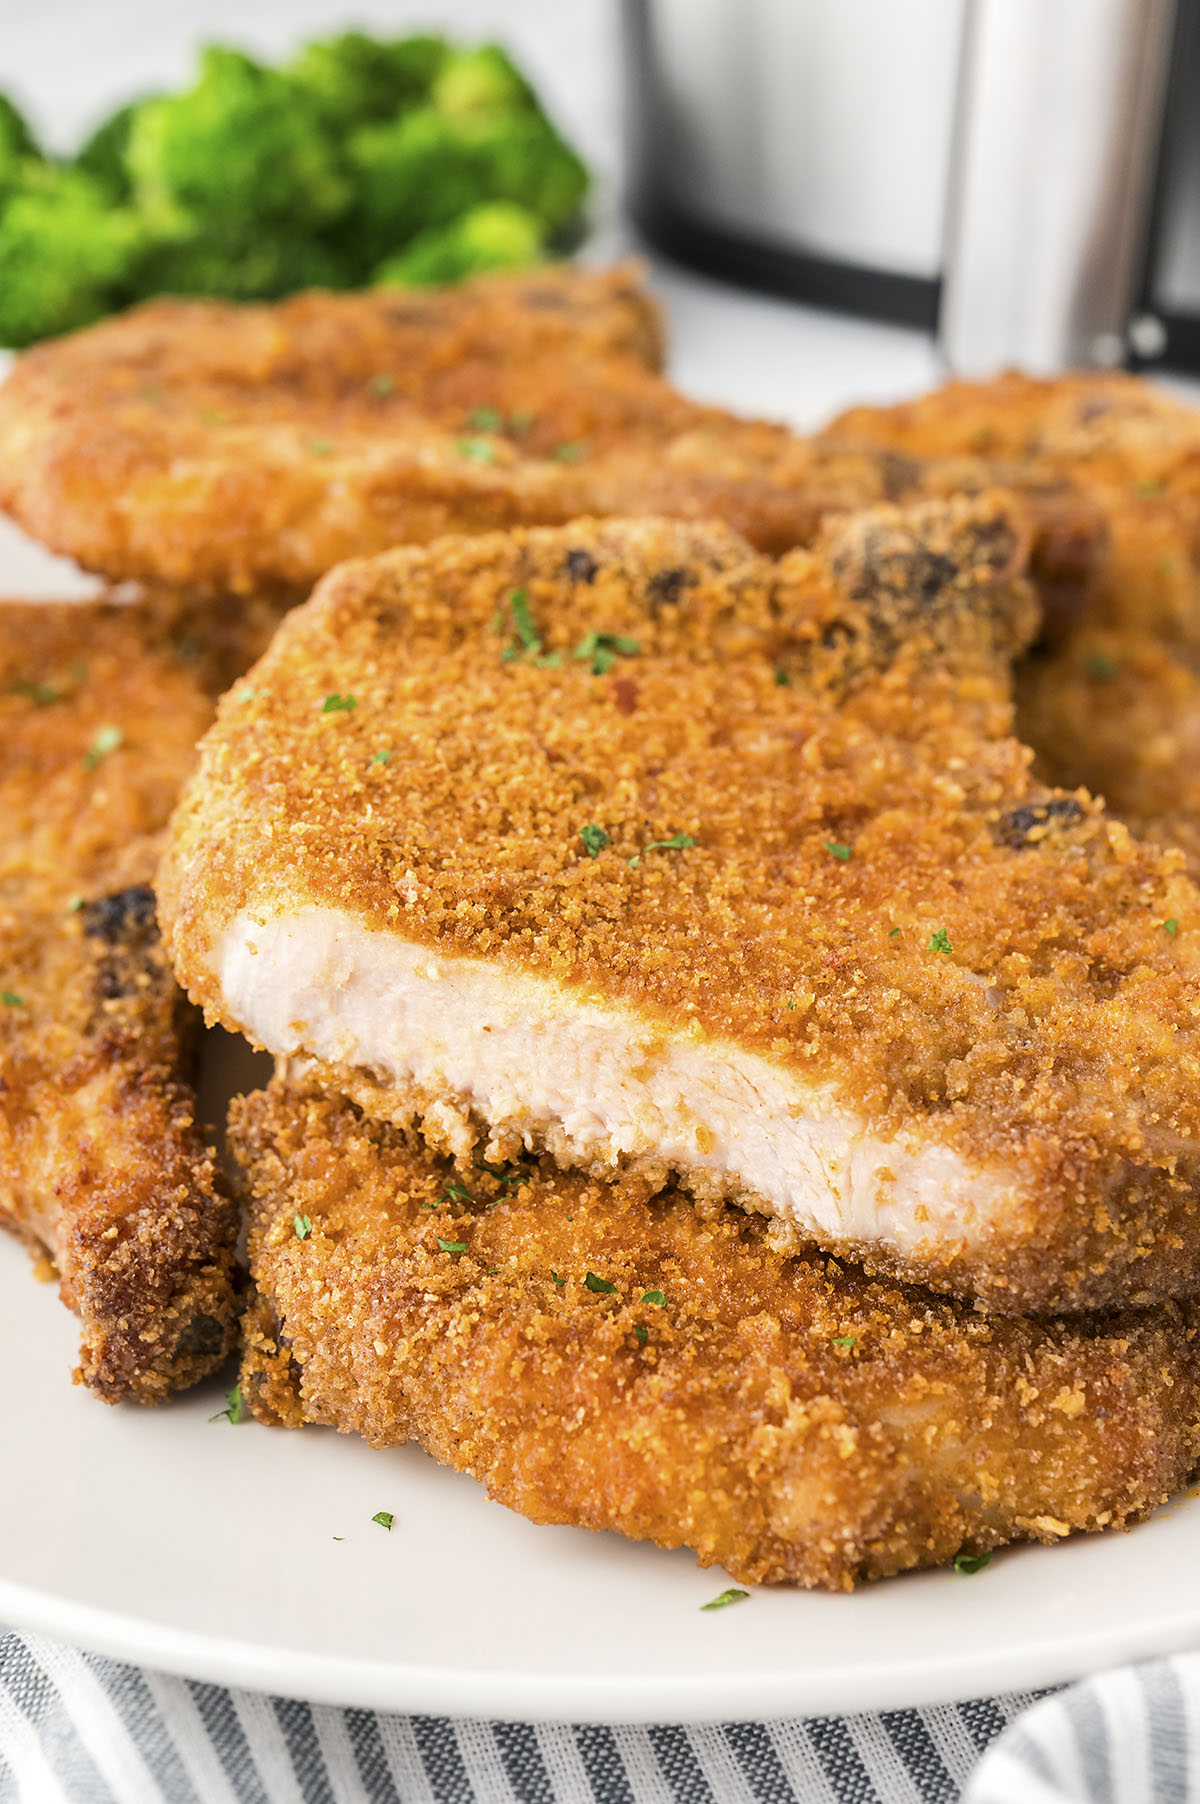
xmin=579 ymin=824 xmax=610 ymax=859
xmin=701 ymin=1588 xmax=749 ymax=1612
xmin=641 ymin=1290 xmax=666 ymax=1307
xmin=177 ymin=637 xmax=201 ymax=664
xmin=1 ymin=990 xmax=26 ymax=1007
xmin=321 ymin=692 xmax=357 ymax=713
xmin=10 ymin=679 xmax=61 ymax=705
xmin=573 ymin=630 xmax=641 ymax=676
xmin=1087 ymin=652 xmax=1117 ymax=681
xmin=629 ymin=833 xmax=697 ymax=870
xmin=468 ymin=407 xmax=503 ymax=432
xmin=634 ymin=1325 xmax=649 ymax=1346
xmin=774 ymin=667 xmax=790 ymax=686
xmin=824 ymin=842 xmax=853 ymax=861
xmin=437 ymin=1238 xmax=468 ymax=1254
xmin=1136 ymin=478 xmax=1165 ymax=497
xmin=928 ymin=927 xmax=953 ymax=954
xmin=953 ymin=1551 xmax=992 ymax=1575
xmin=888 ymin=927 xmax=900 ymax=938
xmin=584 ymin=1272 xmax=616 ymax=1294
xmin=831 ymin=1335 xmax=856 ymax=1350
xmin=369 ymin=373 xmax=396 ymax=397
xmin=293 ymin=1214 xmax=313 ymax=1240
xmin=457 ymin=436 xmax=497 ymax=464
xmin=210 ymin=1384 xmax=246 ymax=1425
xmin=1164 ymin=918 xmax=1180 ymax=936
xmin=550 ymin=1270 xmax=566 ymax=1288
xmin=83 ymin=725 xmax=122 ymax=770
xmin=370 ymin=749 xmax=394 ymax=765
xmin=509 ymin=589 xmax=539 ymax=652
xmin=552 ymin=442 xmax=585 ymax=462
xmin=440 ymin=1181 xmax=475 ymax=1205
xmin=308 ymin=438 xmax=334 ymax=456
xmin=66 ymin=895 xmax=84 ymax=913
xmin=372 ymin=1511 xmax=394 ymax=1531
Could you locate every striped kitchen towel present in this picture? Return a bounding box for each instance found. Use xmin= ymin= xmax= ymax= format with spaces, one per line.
xmin=0 ymin=1628 xmax=1043 ymax=1804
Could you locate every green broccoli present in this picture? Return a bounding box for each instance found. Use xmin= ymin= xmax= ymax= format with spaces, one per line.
xmin=129 ymin=224 xmax=350 ymax=303
xmin=286 ymin=31 xmax=447 ymax=131
xmin=75 ymin=99 xmax=150 ymax=203
xmin=459 ymin=112 xmax=588 ymax=230
xmin=374 ymin=200 xmax=545 ymax=287
xmin=126 ymin=47 xmax=350 ymax=233
xmin=345 ymin=107 xmax=483 ymax=271
xmin=0 ymin=166 xmax=142 ymax=346
xmin=431 ymin=45 xmax=537 ymax=124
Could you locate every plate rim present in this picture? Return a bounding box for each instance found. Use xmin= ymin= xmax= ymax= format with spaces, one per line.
xmin=5 ymin=1574 xmax=1200 ymax=1721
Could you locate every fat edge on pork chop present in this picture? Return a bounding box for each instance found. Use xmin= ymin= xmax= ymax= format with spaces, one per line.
xmin=159 ymin=497 xmax=1200 ymax=1315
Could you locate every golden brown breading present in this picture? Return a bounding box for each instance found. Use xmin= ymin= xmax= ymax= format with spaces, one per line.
xmin=0 ymin=264 xmax=921 ymax=594
xmin=161 ymin=502 xmax=1200 ymax=1313
xmin=0 ymin=594 xmax=279 ymax=1401
xmin=233 ymin=1080 xmax=1200 ymax=1590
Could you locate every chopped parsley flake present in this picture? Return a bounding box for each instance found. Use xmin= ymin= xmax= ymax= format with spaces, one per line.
xmin=419 ymin=1202 xmax=440 ymax=1211
xmin=785 ymin=999 xmax=797 ymax=1011
xmin=701 ymin=1588 xmax=749 ymax=1611
xmin=573 ymin=630 xmax=641 ymax=676
xmin=1 ymin=990 xmax=26 ymax=1007
xmin=293 ymin=1214 xmax=313 ymax=1240
xmin=332 ymin=1536 xmax=345 ymax=1541
xmin=210 ymin=1384 xmax=246 ymax=1425
xmin=953 ymin=1551 xmax=992 ymax=1576
xmin=437 ymin=1238 xmax=468 ymax=1253
xmin=457 ymin=436 xmax=497 ymax=463
xmin=831 ymin=1335 xmax=856 ymax=1350
xmin=321 ymin=692 xmax=357 ymax=714
xmin=370 ymin=749 xmax=394 ymax=766
xmin=66 ymin=895 xmax=84 ymax=912
xmin=475 ymin=1158 xmax=530 ymax=1188
xmin=774 ymin=667 xmax=791 ymax=686
xmin=510 ymin=589 xmax=539 ymax=651
xmin=634 ymin=1325 xmax=649 ymax=1346
xmin=584 ymin=1272 xmax=617 ymax=1294
xmin=580 ymin=824 xmax=611 ymax=858
xmin=83 ymin=725 xmax=122 ymax=770
xmin=1164 ymin=918 xmax=1180 ymax=936
xmin=928 ymin=927 xmax=953 ymax=954
xmin=11 ymin=678 xmax=61 ymax=705
xmin=177 ymin=637 xmax=201 ymax=664
xmin=308 ymin=438 xmax=334 ymax=456
xmin=641 ymin=1290 xmax=666 ymax=1307
xmin=371 ymin=1511 xmax=394 ymax=1531
xmin=441 ymin=1181 xmax=475 ymax=1205
xmin=553 ymin=442 xmax=586 ymax=461
xmin=824 ymin=842 xmax=853 ymax=861
xmin=888 ymin=927 xmax=900 ymax=938
xmin=1136 ymin=478 xmax=1165 ymax=497
xmin=629 ymin=833 xmax=697 ymax=870
xmin=550 ymin=1270 xmax=566 ymax=1288
xmin=369 ymin=373 xmax=396 ymax=397
xmin=468 ymin=407 xmax=503 ymax=431
xmin=1087 ymin=652 xmax=1117 ymax=681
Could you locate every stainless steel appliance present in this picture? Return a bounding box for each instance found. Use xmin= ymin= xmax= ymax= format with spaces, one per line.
xmin=623 ymin=0 xmax=1200 ymax=375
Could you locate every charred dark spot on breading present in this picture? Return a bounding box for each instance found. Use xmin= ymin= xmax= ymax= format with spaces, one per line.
xmin=647 ymin=566 xmax=694 ymax=608
xmin=995 ymin=797 xmax=1087 ymax=848
xmin=82 ymin=885 xmax=158 ymax=943
xmin=832 ymin=515 xmax=1020 ymax=613
xmin=564 ymin=548 xmax=598 ymax=584
xmin=173 ymin=1311 xmax=227 ymax=1357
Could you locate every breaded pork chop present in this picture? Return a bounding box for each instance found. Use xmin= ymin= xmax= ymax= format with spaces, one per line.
xmin=234 ymin=1081 xmax=1200 ymax=1591
xmin=162 ymin=501 xmax=1200 ymax=1314
xmin=0 ymin=594 xmax=279 ymax=1401
xmin=0 ymin=263 xmax=919 ymax=595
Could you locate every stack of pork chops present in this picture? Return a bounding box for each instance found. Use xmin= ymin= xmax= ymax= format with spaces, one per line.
xmin=6 ymin=263 xmax=1200 ymax=1587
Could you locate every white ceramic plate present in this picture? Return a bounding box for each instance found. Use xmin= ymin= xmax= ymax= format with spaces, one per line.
xmin=5 ymin=1212 xmax=1200 ymax=1723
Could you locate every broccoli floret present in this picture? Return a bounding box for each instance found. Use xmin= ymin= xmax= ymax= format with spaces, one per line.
xmin=286 ymin=31 xmax=447 ymax=131
xmin=374 ymin=201 xmax=545 ymax=287
xmin=75 ymin=99 xmax=150 ymax=203
xmin=345 ymin=108 xmax=483 ymax=270
xmin=126 ymin=47 xmax=350 ymax=233
xmin=0 ymin=166 xmax=142 ymax=346
xmin=460 ymin=112 xmax=587 ymax=229
xmin=129 ymin=224 xmax=351 ymax=303
xmin=0 ymin=93 xmax=39 ymax=162
xmin=431 ymin=45 xmax=537 ymax=124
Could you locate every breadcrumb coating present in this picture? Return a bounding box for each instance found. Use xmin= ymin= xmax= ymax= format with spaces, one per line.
xmin=161 ymin=501 xmax=1200 ymax=1312
xmin=233 ymin=1080 xmax=1200 ymax=1590
xmin=0 ymin=593 xmax=278 ymax=1401
xmin=0 ymin=263 xmax=920 ymax=595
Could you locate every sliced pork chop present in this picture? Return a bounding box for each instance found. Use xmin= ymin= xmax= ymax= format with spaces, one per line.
xmin=0 ymin=593 xmax=280 ymax=1401
xmin=0 ymin=262 xmax=923 ymax=595
xmin=234 ymin=1079 xmax=1200 ymax=1590
xmin=160 ymin=499 xmax=1200 ymax=1314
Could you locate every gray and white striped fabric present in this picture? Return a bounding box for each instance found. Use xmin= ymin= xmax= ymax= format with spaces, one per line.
xmin=4 ymin=1633 xmax=1197 ymax=1804
xmin=0 ymin=1628 xmax=1051 ymax=1804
